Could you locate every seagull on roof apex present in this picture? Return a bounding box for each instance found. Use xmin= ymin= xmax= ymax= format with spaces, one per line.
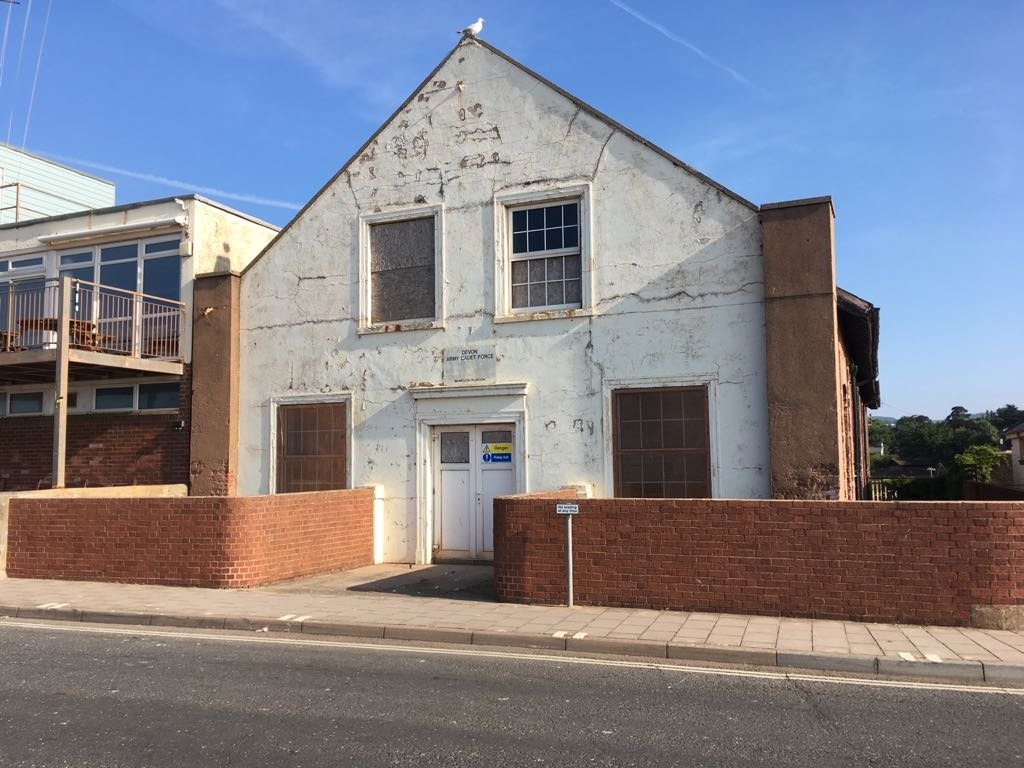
xmin=458 ymin=17 xmax=484 ymax=37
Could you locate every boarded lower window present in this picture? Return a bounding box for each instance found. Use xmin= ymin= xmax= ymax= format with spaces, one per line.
xmin=276 ymin=402 xmax=348 ymax=493
xmin=370 ymin=216 xmax=436 ymax=323
xmin=613 ymin=386 xmax=711 ymax=498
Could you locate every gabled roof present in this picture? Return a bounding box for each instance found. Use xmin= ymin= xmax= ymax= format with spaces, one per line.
xmin=837 ymin=287 xmax=881 ymax=409
xmin=1005 ymin=421 xmax=1024 ymax=437
xmin=241 ymin=36 xmax=757 ymax=276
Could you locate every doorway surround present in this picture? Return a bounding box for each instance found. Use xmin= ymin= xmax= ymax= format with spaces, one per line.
xmin=410 ymin=383 xmax=528 ymax=564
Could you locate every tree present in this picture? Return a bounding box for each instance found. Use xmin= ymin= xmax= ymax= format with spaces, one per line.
xmin=945 ymin=406 xmax=971 ymax=426
xmin=944 ymin=417 xmax=999 ymax=460
xmin=950 ymin=444 xmax=1003 ymax=483
xmin=868 ymin=419 xmax=894 ymax=452
xmin=891 ymin=416 xmax=946 ymax=464
xmin=988 ymin=404 xmax=1024 ymax=433
xmin=889 ymin=411 xmax=1000 ymax=467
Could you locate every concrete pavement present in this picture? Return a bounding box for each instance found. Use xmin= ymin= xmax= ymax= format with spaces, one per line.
xmin=2 ymin=564 xmax=1023 ymax=685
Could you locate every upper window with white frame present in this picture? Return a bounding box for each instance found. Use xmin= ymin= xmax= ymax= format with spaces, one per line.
xmin=361 ymin=207 xmax=442 ymax=330
xmin=509 ymin=199 xmax=582 ymax=311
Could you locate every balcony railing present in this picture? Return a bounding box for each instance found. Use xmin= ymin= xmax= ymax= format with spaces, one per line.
xmin=0 ymin=277 xmax=185 ymax=361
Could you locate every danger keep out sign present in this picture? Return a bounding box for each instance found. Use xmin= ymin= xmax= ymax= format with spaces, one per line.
xmin=481 ymin=442 xmax=512 ymax=464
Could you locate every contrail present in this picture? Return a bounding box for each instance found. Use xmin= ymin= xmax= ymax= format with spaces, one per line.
xmin=608 ymin=0 xmax=757 ymax=91
xmin=35 ymin=151 xmax=302 ymax=211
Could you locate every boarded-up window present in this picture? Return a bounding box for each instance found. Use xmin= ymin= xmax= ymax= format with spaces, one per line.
xmin=613 ymin=386 xmax=711 ymax=498
xmin=370 ymin=216 xmax=435 ymax=323
xmin=276 ymin=402 xmax=348 ymax=493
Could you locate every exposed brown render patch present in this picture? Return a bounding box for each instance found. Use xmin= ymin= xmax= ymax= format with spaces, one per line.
xmin=460 ymin=152 xmax=511 ymax=169
xmin=412 ymin=132 xmax=428 ymax=159
xmin=458 ymin=103 xmax=484 ymax=121
xmin=359 ymin=142 xmax=377 ymax=163
xmin=456 ymin=126 xmax=501 ymax=144
xmin=417 ymin=80 xmax=448 ymax=103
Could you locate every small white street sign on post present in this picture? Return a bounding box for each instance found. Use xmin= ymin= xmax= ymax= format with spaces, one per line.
xmin=556 ymin=503 xmax=579 ymax=606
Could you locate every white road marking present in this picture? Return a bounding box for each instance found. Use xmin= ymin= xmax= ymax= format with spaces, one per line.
xmin=35 ymin=603 xmax=69 ymax=609
xmin=925 ymin=654 xmax=942 ymax=663
xmin=572 ymin=632 xmax=588 ymax=639
xmin=277 ymin=614 xmax=296 ymax=621
xmin=2 ymin=619 xmax=1020 ymax=697
xmin=899 ymin=652 xmax=916 ymax=661
xmin=294 ymin=615 xmax=312 ymax=622
xmin=553 ymin=631 xmax=567 ymax=638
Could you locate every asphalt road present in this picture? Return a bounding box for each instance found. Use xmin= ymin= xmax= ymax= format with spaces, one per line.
xmin=1 ymin=621 xmax=1022 ymax=767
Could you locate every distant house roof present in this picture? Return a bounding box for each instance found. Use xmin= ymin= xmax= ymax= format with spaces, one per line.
xmin=1005 ymin=421 xmax=1024 ymax=438
xmin=873 ymin=457 xmax=946 ymax=479
xmin=0 ymin=142 xmax=115 ymax=187
xmin=0 ymin=193 xmax=278 ymax=233
xmin=836 ymin=287 xmax=881 ymax=409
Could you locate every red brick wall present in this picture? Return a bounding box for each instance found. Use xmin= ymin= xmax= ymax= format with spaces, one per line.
xmin=494 ymin=496 xmax=1024 ymax=626
xmin=6 ymin=487 xmax=374 ymax=587
xmin=0 ymin=368 xmax=191 ymax=492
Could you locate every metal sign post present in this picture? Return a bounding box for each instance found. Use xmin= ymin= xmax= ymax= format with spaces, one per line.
xmin=556 ymin=503 xmax=580 ymax=607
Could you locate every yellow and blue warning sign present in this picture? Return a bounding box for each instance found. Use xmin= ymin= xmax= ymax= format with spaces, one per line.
xmin=481 ymin=442 xmax=512 ymax=463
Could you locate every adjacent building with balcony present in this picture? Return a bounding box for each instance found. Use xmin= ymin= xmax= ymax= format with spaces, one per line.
xmin=0 ymin=195 xmax=277 ymax=492
xmin=0 ymin=143 xmax=115 ymax=224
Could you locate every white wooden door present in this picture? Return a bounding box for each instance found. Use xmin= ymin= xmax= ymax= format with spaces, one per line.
xmin=433 ymin=425 xmax=515 ymax=561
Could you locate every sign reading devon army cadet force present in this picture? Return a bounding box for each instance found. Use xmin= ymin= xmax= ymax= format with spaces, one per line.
xmin=443 ymin=345 xmax=496 ymax=384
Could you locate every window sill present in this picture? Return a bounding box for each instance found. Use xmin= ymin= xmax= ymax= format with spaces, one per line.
xmin=358 ymin=318 xmax=445 ymax=335
xmin=494 ymin=307 xmax=593 ymax=324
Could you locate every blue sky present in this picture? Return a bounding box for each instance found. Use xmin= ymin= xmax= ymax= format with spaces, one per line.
xmin=1 ymin=1 xmax=1020 ymax=420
